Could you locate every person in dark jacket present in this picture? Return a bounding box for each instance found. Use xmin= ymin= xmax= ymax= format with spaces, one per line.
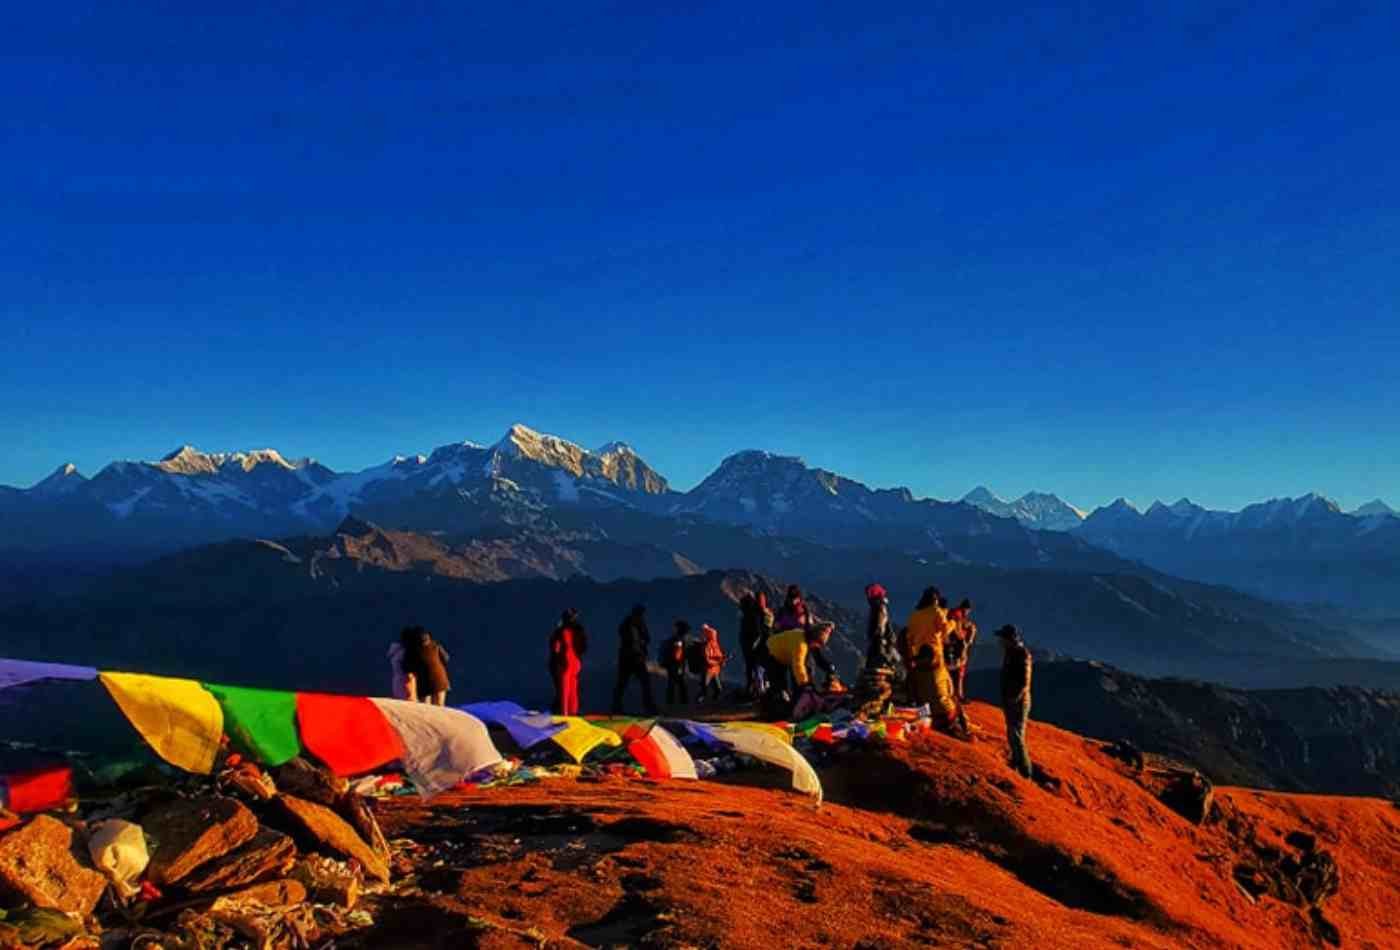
xmin=660 ymin=620 xmax=692 ymax=705
xmin=611 ymin=604 xmax=658 ymax=715
xmin=996 ymin=624 xmax=1033 ymax=778
xmin=549 ymin=609 xmax=586 ymax=716
xmin=773 ymin=584 xmax=811 ymax=632
xmin=739 ymin=591 xmax=775 ymax=698
xmin=863 ymin=583 xmax=901 ymax=673
xmin=401 ymin=625 xmax=451 ymax=706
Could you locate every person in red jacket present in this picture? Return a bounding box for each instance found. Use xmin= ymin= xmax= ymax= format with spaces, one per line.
xmin=549 ymin=608 xmax=586 ymax=716
xmin=699 ymin=624 xmax=726 ymax=703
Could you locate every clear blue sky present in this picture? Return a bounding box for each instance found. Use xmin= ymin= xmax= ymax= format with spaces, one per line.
xmin=4 ymin=3 xmax=1398 ymax=511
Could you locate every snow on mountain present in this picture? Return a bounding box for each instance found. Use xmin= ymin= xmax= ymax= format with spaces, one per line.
xmin=960 ymin=486 xmax=1086 ymax=532
xmin=25 ymin=462 xmax=87 ymax=498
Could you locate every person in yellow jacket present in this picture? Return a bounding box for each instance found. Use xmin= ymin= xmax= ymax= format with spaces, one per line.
xmin=761 ymin=623 xmax=837 ymax=719
xmin=904 ymin=587 xmax=961 ymax=729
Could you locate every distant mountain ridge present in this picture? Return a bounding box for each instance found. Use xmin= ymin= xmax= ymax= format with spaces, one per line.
xmin=961 ymin=486 xmax=1086 ymax=531
xmin=1075 ymin=493 xmax=1400 ymax=610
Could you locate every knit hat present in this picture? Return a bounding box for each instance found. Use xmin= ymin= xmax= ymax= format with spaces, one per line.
xmin=865 ymin=583 xmax=887 ymax=601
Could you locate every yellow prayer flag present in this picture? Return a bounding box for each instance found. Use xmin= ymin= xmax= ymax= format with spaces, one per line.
xmin=100 ymin=672 xmax=224 ymax=774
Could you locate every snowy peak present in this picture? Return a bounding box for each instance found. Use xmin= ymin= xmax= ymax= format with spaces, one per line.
xmin=26 ymin=462 xmax=87 ymax=497
xmin=154 ymin=445 xmax=308 ymax=475
xmin=961 ymin=486 xmax=1003 ymax=506
xmin=962 ymin=487 xmax=1086 ymax=531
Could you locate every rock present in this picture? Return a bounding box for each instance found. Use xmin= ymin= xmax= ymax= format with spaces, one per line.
xmin=210 ymin=878 xmax=308 ymax=909
xmin=144 ymin=797 xmax=260 ymax=886
xmin=1285 ymin=830 xmax=1318 ymax=854
xmin=181 ymin=827 xmax=297 ymax=893
xmin=0 ymin=815 xmax=109 ymax=915
xmin=292 ymin=855 xmax=361 ymax=908
xmin=339 ymin=794 xmax=390 ymax=862
xmin=1159 ymin=769 xmax=1214 ymax=825
xmin=276 ymin=795 xmax=389 ymax=882
xmin=271 ymin=758 xmax=348 ymax=806
xmin=221 ymin=762 xmax=277 ymax=802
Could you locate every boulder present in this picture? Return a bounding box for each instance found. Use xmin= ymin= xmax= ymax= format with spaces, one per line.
xmin=144 ymin=797 xmax=259 ymax=886
xmin=276 ymin=795 xmax=389 ymax=882
xmin=181 ymin=827 xmax=297 ymax=893
xmin=339 ymin=794 xmax=390 ymax=862
xmin=271 ymin=758 xmax=348 ymax=806
xmin=0 ymin=815 xmax=108 ymax=915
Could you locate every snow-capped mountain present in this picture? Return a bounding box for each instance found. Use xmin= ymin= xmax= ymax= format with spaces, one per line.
xmin=0 ymin=425 xmax=674 ymax=557
xmin=1076 ymin=492 xmax=1400 ymax=608
xmin=960 ymin=486 xmax=1085 ymax=532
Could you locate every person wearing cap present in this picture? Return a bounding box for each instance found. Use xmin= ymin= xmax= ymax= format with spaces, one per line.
xmin=863 ymin=583 xmax=900 ymax=671
xmin=612 ymin=603 xmax=658 ymax=715
xmin=996 ymin=624 xmax=1034 ymax=778
xmin=699 ymin=624 xmax=726 ymax=703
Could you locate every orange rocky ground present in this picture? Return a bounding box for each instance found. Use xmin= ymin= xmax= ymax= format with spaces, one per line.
xmin=350 ymin=702 xmax=1400 ymax=949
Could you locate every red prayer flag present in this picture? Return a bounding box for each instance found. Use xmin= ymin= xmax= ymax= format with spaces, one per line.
xmin=3 ymin=765 xmax=73 ymax=814
xmin=295 ymin=693 xmax=405 ymax=776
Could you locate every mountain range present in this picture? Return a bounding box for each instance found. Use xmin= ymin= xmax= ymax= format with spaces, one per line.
xmin=4 ymin=423 xmax=1400 ymax=619
xmin=1075 ymin=494 xmax=1400 ymax=612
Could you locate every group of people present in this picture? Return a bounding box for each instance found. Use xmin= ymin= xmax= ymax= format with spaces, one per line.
xmin=862 ymin=583 xmax=1034 ymax=778
xmin=389 ymin=579 xmax=1035 ymax=780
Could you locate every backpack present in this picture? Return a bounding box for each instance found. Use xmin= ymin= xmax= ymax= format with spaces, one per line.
xmin=685 ymin=639 xmax=709 ymax=676
xmin=661 ymin=637 xmax=685 ymax=668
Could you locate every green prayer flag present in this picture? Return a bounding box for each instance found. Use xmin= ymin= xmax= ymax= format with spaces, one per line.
xmin=203 ymin=682 xmax=302 ymax=766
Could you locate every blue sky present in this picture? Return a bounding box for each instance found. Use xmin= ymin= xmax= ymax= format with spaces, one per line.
xmin=4 ymin=2 xmax=1398 ymax=510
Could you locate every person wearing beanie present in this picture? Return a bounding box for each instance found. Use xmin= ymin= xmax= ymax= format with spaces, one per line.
xmin=996 ymin=624 xmax=1034 ymax=778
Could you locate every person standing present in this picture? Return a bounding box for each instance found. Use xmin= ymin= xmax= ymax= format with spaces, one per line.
xmin=660 ymin=620 xmax=691 ymax=706
xmin=611 ymin=603 xmax=658 ymax=715
xmin=739 ymin=591 xmax=774 ymax=698
xmin=699 ymin=624 xmax=726 ymax=703
xmin=549 ymin=608 xmax=586 ymax=716
xmin=388 ymin=634 xmax=414 ymax=700
xmin=863 ymin=583 xmax=900 ymax=671
xmin=996 ymin=624 xmax=1034 ymax=778
xmin=403 ymin=626 xmax=451 ymax=705
xmin=951 ymin=599 xmax=977 ymax=702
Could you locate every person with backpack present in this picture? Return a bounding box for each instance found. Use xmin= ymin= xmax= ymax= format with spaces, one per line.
xmin=401 ymin=625 xmax=451 ymax=705
xmin=660 ymin=620 xmax=691 ymax=706
xmin=549 ymin=608 xmax=587 ymax=716
xmin=611 ymin=603 xmax=658 ymax=715
xmin=863 ymin=583 xmax=901 ymax=672
xmin=698 ymin=624 xmax=726 ymax=703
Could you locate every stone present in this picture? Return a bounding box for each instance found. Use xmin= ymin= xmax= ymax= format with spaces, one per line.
xmin=181 ymin=828 xmax=297 ymax=893
xmin=271 ymin=758 xmax=348 ymax=806
xmin=144 ymin=797 xmax=260 ymax=886
xmin=222 ymin=762 xmax=277 ymax=802
xmin=292 ymin=856 xmax=361 ymax=908
xmin=339 ymin=793 xmax=390 ymax=862
xmin=210 ymin=878 xmax=308 ymax=909
xmin=276 ymin=795 xmax=389 ymax=882
xmin=0 ymin=815 xmax=109 ymax=916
